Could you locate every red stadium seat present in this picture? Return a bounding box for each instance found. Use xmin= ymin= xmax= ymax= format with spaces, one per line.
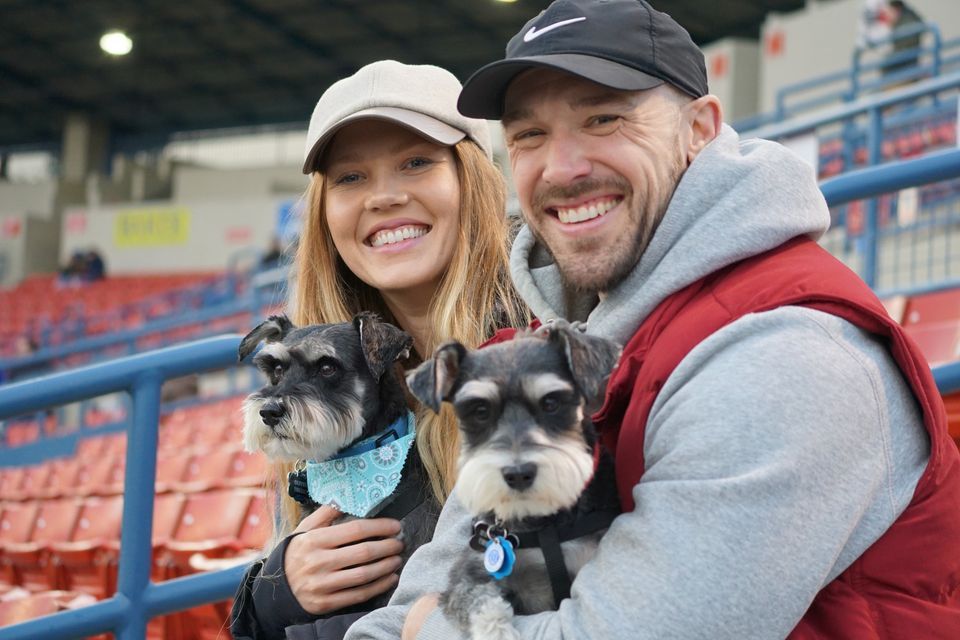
xmin=901 ymin=289 xmax=960 ymax=366
xmin=174 ymin=447 xmax=242 ymax=493
xmin=0 ymin=501 xmax=41 ymax=588
xmin=50 ymin=495 xmax=125 ymax=597
xmin=3 ymin=498 xmax=82 ymax=591
xmin=226 ymin=449 xmax=268 ymax=487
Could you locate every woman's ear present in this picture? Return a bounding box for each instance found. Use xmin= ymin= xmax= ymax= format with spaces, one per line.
xmin=683 ymin=95 xmax=723 ymax=164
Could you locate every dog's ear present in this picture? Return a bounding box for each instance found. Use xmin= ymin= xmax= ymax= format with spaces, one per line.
xmin=544 ymin=321 xmax=622 ymax=412
xmin=406 ymin=341 xmax=467 ymax=413
xmin=238 ymin=315 xmax=294 ymax=362
xmin=354 ymin=312 xmax=414 ymax=380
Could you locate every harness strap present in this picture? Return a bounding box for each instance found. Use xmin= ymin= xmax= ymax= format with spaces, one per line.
xmin=537 ymin=525 xmax=570 ymax=605
xmin=502 ymin=509 xmax=619 ymax=608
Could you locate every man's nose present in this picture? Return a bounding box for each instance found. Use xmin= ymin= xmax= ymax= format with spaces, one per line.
xmin=541 ymin=134 xmax=591 ymax=186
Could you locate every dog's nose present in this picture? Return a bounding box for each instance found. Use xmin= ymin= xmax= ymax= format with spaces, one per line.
xmin=259 ymin=402 xmax=285 ymax=427
xmin=501 ymin=463 xmax=537 ymax=491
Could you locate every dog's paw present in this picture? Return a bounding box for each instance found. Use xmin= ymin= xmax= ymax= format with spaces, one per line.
xmin=467 ymin=596 xmax=519 ymax=640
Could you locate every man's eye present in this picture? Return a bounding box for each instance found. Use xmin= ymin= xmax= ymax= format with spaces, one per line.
xmin=588 ymin=114 xmax=620 ymax=130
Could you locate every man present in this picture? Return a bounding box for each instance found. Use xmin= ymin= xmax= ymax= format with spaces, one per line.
xmin=347 ymin=1 xmax=960 ymax=638
xmin=884 ymin=0 xmax=925 ymax=79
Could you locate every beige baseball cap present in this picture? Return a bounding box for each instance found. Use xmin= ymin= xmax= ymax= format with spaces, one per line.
xmin=302 ymin=60 xmax=493 ymax=174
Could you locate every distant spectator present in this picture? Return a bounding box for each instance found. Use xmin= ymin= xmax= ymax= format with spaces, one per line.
xmin=258 ymin=236 xmax=284 ymax=270
xmin=857 ymin=0 xmax=892 ymax=49
xmin=884 ymin=0 xmax=924 ymax=79
xmin=56 ymin=248 xmax=106 ymax=287
xmin=84 ymin=249 xmax=105 ymax=281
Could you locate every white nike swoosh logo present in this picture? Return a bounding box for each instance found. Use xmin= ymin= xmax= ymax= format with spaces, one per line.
xmin=523 ymin=16 xmax=587 ymax=42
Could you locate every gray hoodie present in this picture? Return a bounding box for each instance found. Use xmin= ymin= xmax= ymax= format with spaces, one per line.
xmin=346 ymin=126 xmax=930 ymax=639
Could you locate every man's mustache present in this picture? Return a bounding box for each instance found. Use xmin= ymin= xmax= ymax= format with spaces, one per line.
xmin=530 ymin=177 xmax=632 ymax=213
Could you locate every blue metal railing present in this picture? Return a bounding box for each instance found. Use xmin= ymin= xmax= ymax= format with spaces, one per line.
xmin=743 ymin=72 xmax=960 ymax=291
xmin=0 ymin=335 xmax=247 ymax=639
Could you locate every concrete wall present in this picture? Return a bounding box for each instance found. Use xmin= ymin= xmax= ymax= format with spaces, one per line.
xmin=702 ymin=38 xmax=761 ymax=123
xmin=0 ymin=180 xmax=57 ymax=286
xmin=60 ymin=164 xmax=308 ymax=275
xmin=760 ymin=0 xmax=960 ymax=114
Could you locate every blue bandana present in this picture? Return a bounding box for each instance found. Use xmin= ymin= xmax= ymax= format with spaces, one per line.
xmin=305 ymin=412 xmax=417 ymax=518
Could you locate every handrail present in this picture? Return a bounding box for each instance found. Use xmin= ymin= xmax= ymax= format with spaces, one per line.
xmin=0 ymin=335 xmax=248 ymax=639
xmin=743 ymin=71 xmax=960 ymax=142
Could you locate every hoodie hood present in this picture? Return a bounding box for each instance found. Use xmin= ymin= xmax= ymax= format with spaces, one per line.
xmin=510 ymin=125 xmax=831 ymax=346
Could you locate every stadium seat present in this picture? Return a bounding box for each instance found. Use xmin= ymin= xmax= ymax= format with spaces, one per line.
xmin=173 ymin=446 xmax=240 ymax=493
xmin=0 ymin=589 xmax=96 ymax=627
xmin=226 ymin=449 xmax=268 ymax=487
xmin=901 ymin=289 xmax=960 ymax=366
xmin=50 ymin=495 xmax=124 ymax=597
xmin=3 ymin=498 xmax=82 ymax=592
xmin=0 ymin=467 xmax=27 ymax=501
xmin=0 ymin=500 xmax=41 ymax=588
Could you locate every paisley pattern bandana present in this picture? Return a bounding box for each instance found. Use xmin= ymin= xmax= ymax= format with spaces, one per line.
xmin=305 ymin=412 xmax=416 ymax=518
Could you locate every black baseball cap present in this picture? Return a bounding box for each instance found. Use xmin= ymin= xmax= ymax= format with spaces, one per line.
xmin=458 ymin=0 xmax=708 ymax=119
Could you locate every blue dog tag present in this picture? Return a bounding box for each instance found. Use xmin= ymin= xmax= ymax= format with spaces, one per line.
xmin=483 ymin=535 xmax=516 ymax=580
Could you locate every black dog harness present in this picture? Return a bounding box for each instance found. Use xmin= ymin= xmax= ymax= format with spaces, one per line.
xmin=470 ymin=509 xmax=619 ymax=608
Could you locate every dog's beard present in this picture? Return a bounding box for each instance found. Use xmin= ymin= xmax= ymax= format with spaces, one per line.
xmin=242 ymin=392 xmax=365 ymax=462
xmin=456 ymin=428 xmax=595 ymax=521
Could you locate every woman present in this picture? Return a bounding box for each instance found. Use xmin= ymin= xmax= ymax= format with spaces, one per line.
xmin=230 ymin=60 xmax=525 ymax=640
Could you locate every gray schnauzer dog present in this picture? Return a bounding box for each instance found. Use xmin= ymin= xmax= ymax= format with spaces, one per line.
xmin=238 ymin=312 xmax=440 ymax=608
xmin=408 ymin=321 xmax=622 ymax=640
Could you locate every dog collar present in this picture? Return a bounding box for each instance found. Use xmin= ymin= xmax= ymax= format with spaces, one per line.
xmin=303 ymin=411 xmax=417 ymax=518
xmin=326 ymin=412 xmax=412 ymax=461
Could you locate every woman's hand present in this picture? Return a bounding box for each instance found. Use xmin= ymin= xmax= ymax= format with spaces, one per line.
xmin=284 ymin=505 xmax=405 ymax=614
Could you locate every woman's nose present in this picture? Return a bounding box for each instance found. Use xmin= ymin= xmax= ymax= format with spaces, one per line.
xmin=364 ymin=181 xmax=410 ymax=212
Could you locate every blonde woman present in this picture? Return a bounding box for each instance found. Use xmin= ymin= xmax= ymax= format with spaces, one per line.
xmin=231 ymin=60 xmax=525 ymax=640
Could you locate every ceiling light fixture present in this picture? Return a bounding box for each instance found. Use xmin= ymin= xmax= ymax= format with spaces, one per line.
xmin=100 ymin=30 xmax=133 ymax=56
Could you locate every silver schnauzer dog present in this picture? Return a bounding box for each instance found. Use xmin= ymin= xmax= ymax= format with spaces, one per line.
xmin=407 ymin=321 xmax=622 ymax=640
xmin=238 ymin=312 xmax=439 ymax=608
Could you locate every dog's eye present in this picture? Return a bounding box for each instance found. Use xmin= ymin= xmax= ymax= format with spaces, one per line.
xmin=271 ymin=365 xmax=284 ymax=384
xmin=461 ymin=400 xmax=493 ymax=423
xmin=540 ymin=393 xmax=562 ymax=414
xmin=319 ymin=362 xmax=338 ymax=378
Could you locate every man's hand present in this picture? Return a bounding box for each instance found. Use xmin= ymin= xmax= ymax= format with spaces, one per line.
xmin=401 ymin=593 xmax=440 ymax=640
xmin=284 ymin=505 xmax=404 ymax=614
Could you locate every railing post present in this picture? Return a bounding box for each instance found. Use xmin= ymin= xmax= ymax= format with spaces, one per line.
xmin=114 ymin=371 xmax=163 ymax=640
xmin=862 ymin=106 xmax=884 ymax=288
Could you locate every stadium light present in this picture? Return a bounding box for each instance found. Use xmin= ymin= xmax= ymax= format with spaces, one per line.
xmin=100 ymin=30 xmax=133 ymax=56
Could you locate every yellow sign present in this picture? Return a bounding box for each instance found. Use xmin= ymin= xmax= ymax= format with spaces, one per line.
xmin=114 ymin=207 xmax=190 ymax=247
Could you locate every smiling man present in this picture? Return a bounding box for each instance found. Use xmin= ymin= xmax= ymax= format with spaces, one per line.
xmin=345 ymin=1 xmax=960 ymax=639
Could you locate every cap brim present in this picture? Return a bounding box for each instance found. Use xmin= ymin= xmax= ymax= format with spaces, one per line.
xmin=458 ymin=54 xmax=665 ymax=120
xmin=302 ymin=106 xmax=467 ymax=174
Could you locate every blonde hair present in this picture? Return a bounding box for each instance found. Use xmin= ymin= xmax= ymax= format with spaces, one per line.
xmin=272 ymin=139 xmax=526 ymax=539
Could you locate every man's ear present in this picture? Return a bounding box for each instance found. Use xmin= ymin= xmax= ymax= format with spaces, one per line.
xmin=405 ymin=342 xmax=467 ymax=413
xmin=238 ymin=315 xmax=294 ymax=361
xmin=354 ymin=311 xmax=414 ymax=380
xmin=683 ymin=94 xmax=723 ymax=165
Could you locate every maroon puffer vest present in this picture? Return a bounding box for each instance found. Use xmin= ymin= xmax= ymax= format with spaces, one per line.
xmin=593 ymin=237 xmax=960 ymax=638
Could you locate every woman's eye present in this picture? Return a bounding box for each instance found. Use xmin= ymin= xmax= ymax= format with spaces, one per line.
xmin=333 ymin=172 xmax=361 ymax=185
xmin=404 ymin=157 xmax=433 ymax=170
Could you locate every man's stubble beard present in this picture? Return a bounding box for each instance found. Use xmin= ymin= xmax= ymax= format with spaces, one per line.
xmin=528 ymin=156 xmax=685 ymax=296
